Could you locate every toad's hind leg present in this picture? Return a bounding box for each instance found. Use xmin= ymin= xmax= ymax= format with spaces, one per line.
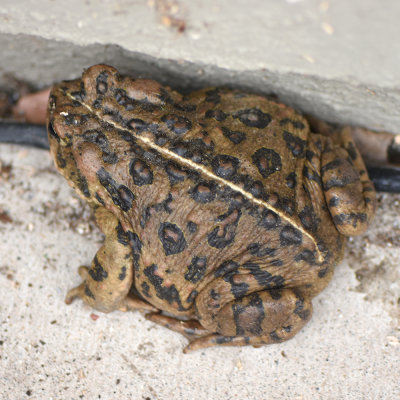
xmin=192 ymin=288 xmax=312 ymax=351
xmin=65 ymin=207 xmax=156 ymax=313
xmin=147 ymin=287 xmax=312 ymax=352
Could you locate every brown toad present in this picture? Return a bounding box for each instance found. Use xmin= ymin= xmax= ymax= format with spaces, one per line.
xmin=47 ymin=64 xmax=376 ymax=352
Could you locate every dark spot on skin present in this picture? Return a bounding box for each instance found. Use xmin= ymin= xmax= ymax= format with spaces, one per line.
xmin=280 ymin=225 xmax=303 ymax=246
xmin=242 ymin=262 xmax=285 ymax=288
xmin=190 ymin=181 xmax=216 ymax=203
xmin=205 ymin=109 xmax=227 ymax=121
xmin=279 ymin=118 xmax=306 ymax=130
xmin=270 ymin=259 xmax=283 ymax=266
xmin=228 ymin=278 xmax=249 ymax=299
xmin=116 ymin=128 xmax=135 ymax=143
xmin=211 ymin=154 xmax=240 ymax=180
xmin=232 ymin=293 xmax=265 ymax=336
xmin=318 ymin=267 xmax=329 ymax=278
xmin=77 ymin=170 xmax=91 ymax=198
xmin=233 ymin=108 xmax=271 ymax=129
xmin=323 ymin=175 xmax=359 ymax=191
xmin=252 ymin=148 xmax=282 ymax=178
xmin=158 ymin=88 xmax=173 ymax=104
xmin=152 ymin=193 xmax=173 ymax=214
xmin=187 ymin=221 xmax=197 ymax=233
xmin=162 ymin=114 xmax=192 ymax=135
xmin=328 ymin=196 xmax=340 ymax=207
xmin=314 ymin=138 xmax=323 ymax=152
xmin=346 ymin=142 xmax=358 ymax=161
xmin=283 ymin=131 xmax=306 ymax=158
xmin=280 ymin=197 xmax=295 ymax=215
xmin=114 ymin=88 xmax=130 ymax=108
xmin=63 ymin=113 xmax=86 ymax=126
xmin=247 ymin=243 xmax=276 ymax=257
xmin=214 ymin=260 xmax=240 ymax=278
xmin=321 ymin=158 xmax=345 ymax=172
xmin=216 ymin=336 xmax=234 ymax=344
xmin=97 ymin=168 xmax=135 ymax=211
xmin=240 ymin=179 xmax=265 ymax=202
xmin=210 ymin=289 xmax=221 ymax=300
xmin=303 ymin=166 xmax=321 ymax=184
xmin=285 ymin=172 xmax=297 ymax=189
xmin=258 ymin=209 xmax=281 ymax=230
xmin=269 ymin=331 xmax=283 ymax=342
xmin=141 ymin=149 xmax=163 ymax=166
xmin=174 ymin=102 xmax=197 ymax=112
xmin=114 ymin=88 xmax=136 ymax=111
xmin=158 ymin=222 xmax=187 ymax=255
xmin=84 ymin=285 xmax=95 ymax=299
xmin=56 ymin=150 xmax=67 ymax=169
xmin=96 ymin=71 xmax=108 ymax=95
xmin=294 ymin=250 xmax=316 ymax=264
xmin=141 ymin=281 xmax=151 ymax=298
xmin=118 ymin=266 xmax=127 ymax=280
xmin=89 ymin=256 xmax=108 ymax=282
xmin=126 ymin=118 xmax=148 ymax=132
xmin=129 ymin=158 xmax=153 ymax=186
xmin=208 ymin=208 xmax=241 ymax=249
xmin=299 ymin=206 xmax=319 ymax=232
xmin=95 ymin=192 xmax=105 ymax=205
xmin=116 ymin=223 xmax=143 ymax=254
xmin=140 ymin=207 xmax=151 ymax=229
xmin=294 ymin=295 xmax=311 ymax=320
xmin=80 ymin=129 xmax=118 ymax=164
xmin=333 ymin=213 xmax=367 ymax=227
xmin=306 ymin=150 xmax=316 ymax=162
xmin=184 ymin=256 xmax=207 ymax=283
xmin=169 ymin=142 xmax=189 ymax=157
xmin=143 ymin=264 xmax=188 ymax=311
xmin=269 ymin=289 xmax=282 ymax=300
xmin=205 ymin=89 xmax=221 ymax=104
xmin=71 ymin=84 xmax=87 ymax=102
xmin=221 ymin=127 xmax=246 ymax=144
xmin=165 ymin=162 xmax=187 ymax=184
xmin=92 ymin=98 xmax=102 ymax=109
xmin=214 ymin=260 xmax=249 ymax=299
xmin=132 ymin=253 xmax=140 ymax=271
xmin=186 ymin=290 xmax=198 ymax=304
xmin=190 ymin=150 xmax=206 ymax=165
xmin=103 ymin=109 xmax=123 ymax=127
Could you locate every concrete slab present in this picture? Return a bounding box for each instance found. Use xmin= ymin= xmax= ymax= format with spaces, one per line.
xmin=0 ymin=0 xmax=400 ymax=132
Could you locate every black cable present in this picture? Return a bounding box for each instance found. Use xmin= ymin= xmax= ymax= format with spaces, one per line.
xmin=365 ymin=166 xmax=400 ymax=193
xmin=0 ymin=121 xmax=399 ymax=193
xmin=0 ymin=122 xmax=49 ymax=149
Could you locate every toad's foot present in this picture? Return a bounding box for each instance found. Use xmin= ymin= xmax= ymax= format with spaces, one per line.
xmin=145 ymin=313 xmax=297 ymax=353
xmin=145 ymin=312 xmax=210 ymax=341
xmin=65 ymin=266 xmax=90 ymax=305
xmin=65 ymin=266 xmax=157 ymax=313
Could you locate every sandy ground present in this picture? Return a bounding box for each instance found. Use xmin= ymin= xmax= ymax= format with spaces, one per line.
xmin=0 ymin=143 xmax=399 ymax=400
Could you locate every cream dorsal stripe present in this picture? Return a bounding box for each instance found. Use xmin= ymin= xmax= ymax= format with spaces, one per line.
xmin=62 ymin=89 xmax=323 ymax=262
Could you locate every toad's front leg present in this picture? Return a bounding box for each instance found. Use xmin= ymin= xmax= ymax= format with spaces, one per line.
xmin=65 ymin=207 xmax=156 ymax=313
xmin=318 ymin=128 xmax=376 ymax=236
